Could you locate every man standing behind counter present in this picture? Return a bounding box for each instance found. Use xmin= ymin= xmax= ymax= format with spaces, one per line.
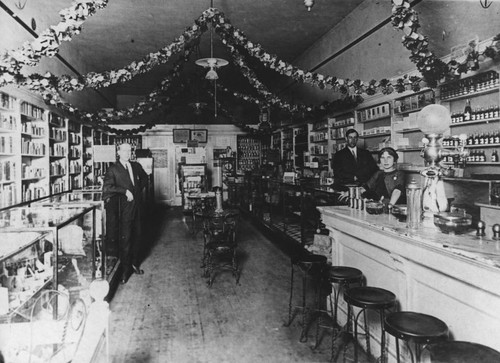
xmin=332 ymin=128 xmax=378 ymax=188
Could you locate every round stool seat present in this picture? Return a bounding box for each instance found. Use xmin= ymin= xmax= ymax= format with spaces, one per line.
xmin=328 ymin=266 xmax=363 ymax=284
xmin=385 ymin=311 xmax=448 ymax=344
xmin=428 ymin=341 xmax=500 ymax=363
xmin=293 ymin=253 xmax=327 ymax=271
xmin=344 ymin=286 xmax=396 ymax=310
xmin=293 ymin=253 xmax=327 ymax=264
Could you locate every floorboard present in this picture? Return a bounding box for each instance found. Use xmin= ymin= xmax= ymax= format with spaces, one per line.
xmin=106 ymin=207 xmax=368 ymax=363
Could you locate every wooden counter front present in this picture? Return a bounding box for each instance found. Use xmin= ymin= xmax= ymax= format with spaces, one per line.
xmin=317 ymin=205 xmax=500 ymax=360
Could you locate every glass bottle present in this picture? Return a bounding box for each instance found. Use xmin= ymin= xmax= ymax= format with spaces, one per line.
xmin=492 ymin=150 xmax=498 ymax=163
xmin=464 ymin=99 xmax=472 ymax=121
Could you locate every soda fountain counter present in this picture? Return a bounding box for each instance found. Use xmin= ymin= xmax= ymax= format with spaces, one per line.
xmin=317 ymin=205 xmax=500 ymax=361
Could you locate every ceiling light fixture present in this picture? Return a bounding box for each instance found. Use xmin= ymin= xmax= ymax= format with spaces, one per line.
xmin=195 ymin=1 xmax=228 ymax=80
xmin=479 ymin=0 xmax=492 ymax=8
xmin=195 ymin=0 xmax=228 ymax=118
xmin=304 ymin=0 xmax=314 ymax=11
xmin=189 ymin=102 xmax=208 ymax=115
xmin=14 ymin=0 xmax=28 ymax=9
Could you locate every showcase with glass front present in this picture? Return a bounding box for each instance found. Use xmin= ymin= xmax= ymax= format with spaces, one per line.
xmin=0 ymin=204 xmax=98 ymax=323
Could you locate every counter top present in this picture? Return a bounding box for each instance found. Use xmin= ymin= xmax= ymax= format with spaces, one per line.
xmin=317 ymin=206 xmax=500 ymax=270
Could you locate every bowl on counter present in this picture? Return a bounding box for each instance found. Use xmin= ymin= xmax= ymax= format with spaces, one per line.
xmin=365 ymin=201 xmax=384 ymax=215
xmin=433 ymin=212 xmax=472 ymax=234
xmin=391 ymin=205 xmax=407 ymax=222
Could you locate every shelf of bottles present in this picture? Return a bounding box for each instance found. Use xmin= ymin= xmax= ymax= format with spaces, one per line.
xmin=68 ymin=122 xmax=82 ymax=190
xmin=20 ymin=102 xmax=48 ymax=202
xmin=0 ymin=92 xmax=18 ymax=208
xmin=237 ymin=135 xmax=262 ymax=172
xmin=442 ymin=132 xmax=500 ymax=166
xmin=439 ymin=70 xmax=499 ymax=101
xmin=450 ymin=104 xmax=500 ymax=126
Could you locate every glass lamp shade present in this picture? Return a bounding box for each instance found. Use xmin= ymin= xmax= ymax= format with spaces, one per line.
xmin=418 ymin=104 xmax=451 ymax=135
xmin=205 ymin=68 xmax=218 ymax=80
xmin=195 ymin=57 xmax=229 ymax=68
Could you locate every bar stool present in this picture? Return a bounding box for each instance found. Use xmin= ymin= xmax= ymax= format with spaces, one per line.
xmin=343 ymin=286 xmax=397 ymax=362
xmin=384 ymin=311 xmax=449 ymax=363
xmin=427 ymin=341 xmax=500 ymax=363
xmin=314 ymin=266 xmax=364 ymax=351
xmin=284 ymin=251 xmax=327 ymax=343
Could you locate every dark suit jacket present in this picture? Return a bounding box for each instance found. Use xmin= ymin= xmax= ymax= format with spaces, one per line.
xmin=102 ymin=161 xmax=148 ymax=203
xmin=332 ymin=146 xmax=378 ymax=187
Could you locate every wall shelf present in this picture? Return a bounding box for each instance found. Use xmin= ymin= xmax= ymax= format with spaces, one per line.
xmin=449 ymin=117 xmax=500 ymax=127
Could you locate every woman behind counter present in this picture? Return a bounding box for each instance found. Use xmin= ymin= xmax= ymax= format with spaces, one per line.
xmin=361 ymin=147 xmax=406 ymax=207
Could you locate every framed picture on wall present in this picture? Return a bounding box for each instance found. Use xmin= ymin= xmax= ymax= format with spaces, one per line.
xmin=190 ymin=129 xmax=208 ymax=143
xmin=173 ymin=128 xmax=190 ymax=143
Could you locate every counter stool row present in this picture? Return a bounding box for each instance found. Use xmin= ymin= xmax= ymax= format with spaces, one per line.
xmin=285 ymin=251 xmax=500 ymax=362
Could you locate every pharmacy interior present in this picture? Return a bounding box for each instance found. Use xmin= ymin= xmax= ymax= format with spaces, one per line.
xmin=1 ymin=0 xmax=500 ymax=361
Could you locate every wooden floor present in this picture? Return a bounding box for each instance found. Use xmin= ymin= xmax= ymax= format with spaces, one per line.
xmin=106 ymin=207 xmax=366 ymax=363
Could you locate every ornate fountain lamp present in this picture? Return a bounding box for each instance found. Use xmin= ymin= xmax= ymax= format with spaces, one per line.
xmin=418 ymin=105 xmax=469 ymax=217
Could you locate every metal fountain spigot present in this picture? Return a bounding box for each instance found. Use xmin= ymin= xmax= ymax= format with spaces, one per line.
xmin=421 ymin=133 xmax=469 ymax=176
xmin=420 ymin=133 xmax=469 ymax=215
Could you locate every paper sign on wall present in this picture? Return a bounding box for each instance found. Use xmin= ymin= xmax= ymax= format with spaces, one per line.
xmin=94 ymin=145 xmax=116 ymax=162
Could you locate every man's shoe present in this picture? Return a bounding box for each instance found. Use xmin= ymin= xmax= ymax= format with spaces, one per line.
xmin=120 ymin=275 xmax=128 ymax=284
xmin=131 ymin=264 xmax=144 ymax=275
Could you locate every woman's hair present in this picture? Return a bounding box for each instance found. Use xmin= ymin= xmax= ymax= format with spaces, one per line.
xmin=378 ymin=147 xmax=399 ymax=162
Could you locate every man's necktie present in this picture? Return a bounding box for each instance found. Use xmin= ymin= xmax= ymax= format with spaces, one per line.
xmin=125 ymin=163 xmax=135 ymax=185
xmin=352 ymin=149 xmax=357 ymax=162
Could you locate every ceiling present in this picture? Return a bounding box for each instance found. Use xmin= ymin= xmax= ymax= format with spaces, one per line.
xmin=1 ymin=0 xmax=499 ymax=125
xmin=2 ymin=0 xmax=366 ymax=123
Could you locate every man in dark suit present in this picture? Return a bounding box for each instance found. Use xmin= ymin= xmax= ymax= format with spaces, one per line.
xmin=103 ymin=143 xmax=148 ymax=284
xmin=332 ymin=128 xmax=378 ymax=188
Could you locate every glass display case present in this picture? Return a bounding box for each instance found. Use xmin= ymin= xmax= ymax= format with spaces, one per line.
xmin=30 ymin=190 xmax=114 ymax=281
xmin=0 ymin=205 xmax=97 ymax=323
xmin=238 ymin=174 xmax=338 ymax=246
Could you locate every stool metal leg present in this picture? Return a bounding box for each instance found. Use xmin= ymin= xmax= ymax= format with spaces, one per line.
xmin=299 ymin=269 xmax=308 ymax=342
xmin=379 ymin=310 xmax=386 ymax=363
xmin=285 ymin=262 xmax=295 ymax=327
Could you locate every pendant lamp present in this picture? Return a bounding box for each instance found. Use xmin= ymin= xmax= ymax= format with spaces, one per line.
xmin=194 ymin=1 xmax=228 ymax=80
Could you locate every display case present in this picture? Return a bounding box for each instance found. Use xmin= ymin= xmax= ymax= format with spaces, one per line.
xmin=179 ymin=163 xmax=207 ymax=210
xmin=239 ymin=175 xmax=337 ymax=246
xmin=30 ymin=190 xmax=113 ymax=281
xmin=0 ymin=204 xmax=98 ymax=323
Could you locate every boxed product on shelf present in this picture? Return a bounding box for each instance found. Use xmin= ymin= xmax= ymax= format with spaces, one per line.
xmin=394 ymin=137 xmax=410 ymax=149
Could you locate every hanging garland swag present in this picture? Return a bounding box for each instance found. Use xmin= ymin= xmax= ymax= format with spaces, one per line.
xmin=1 ymin=0 xmax=499 ymax=135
